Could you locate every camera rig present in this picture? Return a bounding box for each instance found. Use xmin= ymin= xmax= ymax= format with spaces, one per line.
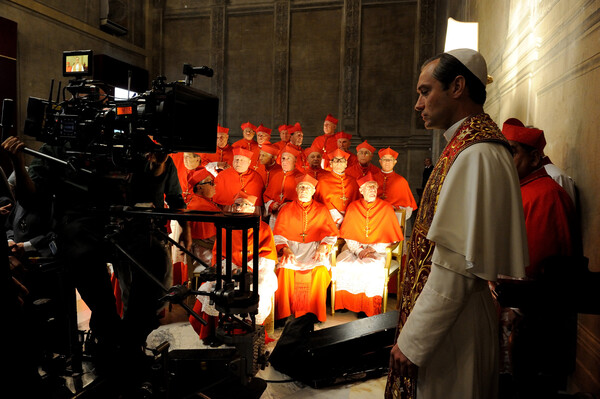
xmin=21 ymin=52 xmax=219 ymax=176
xmin=6 ymin=52 xmax=269 ymax=398
xmin=108 ymin=206 xmax=268 ymax=393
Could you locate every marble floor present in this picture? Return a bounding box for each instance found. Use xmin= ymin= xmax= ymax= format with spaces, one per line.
xmin=144 ymin=297 xmax=398 ymax=399
xmin=63 ymin=292 xmax=590 ymax=399
xmin=72 ymin=291 xmax=398 ymax=398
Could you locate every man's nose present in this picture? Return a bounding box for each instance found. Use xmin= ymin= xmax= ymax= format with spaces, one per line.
xmin=415 ymin=96 xmax=424 ymax=111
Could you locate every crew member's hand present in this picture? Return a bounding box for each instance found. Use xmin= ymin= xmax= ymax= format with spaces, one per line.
xmin=1 ymin=136 xmax=26 ymax=165
xmin=8 ymin=240 xmax=25 ymax=258
xmin=1 ymin=137 xmax=37 ymax=198
xmin=389 ymin=344 xmax=418 ymax=378
xmin=178 ymin=222 xmax=192 ymax=252
xmin=0 ymin=202 xmax=13 ymax=215
xmin=280 ymin=246 xmax=296 ymax=265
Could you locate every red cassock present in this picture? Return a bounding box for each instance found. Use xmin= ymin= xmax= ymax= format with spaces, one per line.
xmin=233 ymin=138 xmax=261 ymax=169
xmin=187 ymin=194 xmax=221 ymax=240
xmin=274 ymin=140 xmax=290 ymax=151
xmin=256 ymin=162 xmax=283 ymax=187
xmin=335 ymin=198 xmax=404 ymax=316
xmin=232 ymin=137 xmax=258 ymax=152
xmin=377 ymin=171 xmax=418 ymax=210
xmin=263 ymin=169 xmax=305 ymax=212
xmin=169 ymin=152 xmax=202 ymax=284
xmin=346 ymin=153 xmax=359 ymax=168
xmin=200 ymin=144 xmax=234 ymax=167
xmin=273 ymin=199 xmax=339 ymax=321
xmin=173 ymin=194 xmax=221 ymax=284
xmin=189 ymin=220 xmax=278 ymax=339
xmin=520 ymin=168 xmax=576 ymax=279
xmin=311 ymin=134 xmax=338 ymax=157
xmin=340 ymin=198 xmax=404 ymax=244
xmin=212 ymin=167 xmax=265 ymax=206
xmin=210 ymin=220 xmax=277 ymax=270
xmin=345 ymin=162 xmax=383 ymax=180
xmin=303 ymin=166 xmax=329 ymax=180
xmin=312 ymin=134 xmax=338 ymax=170
xmin=251 ymin=144 xmax=273 ymax=171
xmin=313 ymin=172 xmax=360 ymax=214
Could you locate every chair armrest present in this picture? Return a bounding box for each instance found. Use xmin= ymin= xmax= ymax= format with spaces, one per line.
xmin=384 ymin=242 xmax=400 ymax=271
xmin=330 ymin=238 xmax=345 ymax=267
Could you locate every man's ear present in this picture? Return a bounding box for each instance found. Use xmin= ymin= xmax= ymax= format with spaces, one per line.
xmin=450 ymin=75 xmax=466 ymax=99
xmin=530 ymin=149 xmax=542 ymax=169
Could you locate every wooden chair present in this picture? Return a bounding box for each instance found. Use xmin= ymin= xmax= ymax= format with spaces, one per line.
xmin=387 ymin=208 xmax=407 ymax=311
xmin=263 ymin=295 xmax=275 ymax=336
xmin=329 ymin=238 xmax=345 ymax=316
xmin=382 ymin=241 xmax=401 ymax=314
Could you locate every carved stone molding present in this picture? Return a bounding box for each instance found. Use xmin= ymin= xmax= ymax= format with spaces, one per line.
xmin=210 ymin=4 xmax=226 ymax=118
xmin=273 ymin=0 xmax=290 ymax=125
xmin=342 ymin=0 xmax=361 ymax=134
xmin=413 ymin=0 xmax=435 ymax=153
xmin=417 ymin=0 xmax=435 ymax=67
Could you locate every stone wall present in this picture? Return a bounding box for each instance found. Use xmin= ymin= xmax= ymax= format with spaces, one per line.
xmin=444 ymin=0 xmax=600 ymax=394
xmin=162 ymin=0 xmax=432 ymax=193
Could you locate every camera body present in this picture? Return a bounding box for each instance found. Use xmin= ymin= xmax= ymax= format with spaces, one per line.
xmin=24 ymin=50 xmax=219 ymax=166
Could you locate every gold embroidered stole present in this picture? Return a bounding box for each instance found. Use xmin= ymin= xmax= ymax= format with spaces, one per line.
xmin=385 ymin=113 xmax=509 ymax=399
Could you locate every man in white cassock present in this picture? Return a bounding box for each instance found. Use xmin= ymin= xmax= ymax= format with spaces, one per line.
xmin=385 ymin=49 xmax=529 ymax=399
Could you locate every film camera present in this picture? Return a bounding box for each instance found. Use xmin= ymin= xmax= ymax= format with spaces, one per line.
xmin=23 ymin=50 xmax=219 ymax=163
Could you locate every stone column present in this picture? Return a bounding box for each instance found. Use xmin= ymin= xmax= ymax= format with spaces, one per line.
xmin=413 ymin=0 xmax=441 ymax=160
xmin=273 ymin=0 xmax=290 ymax=126
xmin=148 ymin=0 xmax=165 ymax=78
xmin=341 ymin=0 xmax=360 ymax=135
xmin=210 ymin=0 xmax=226 ymax=122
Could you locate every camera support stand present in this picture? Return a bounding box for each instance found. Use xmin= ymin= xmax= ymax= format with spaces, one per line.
xmin=111 ymin=206 xmax=266 ymax=389
xmin=105 ymin=231 xmax=207 ymax=325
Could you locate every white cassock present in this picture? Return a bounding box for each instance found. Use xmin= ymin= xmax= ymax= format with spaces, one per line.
xmin=397 ymin=118 xmax=528 ymax=399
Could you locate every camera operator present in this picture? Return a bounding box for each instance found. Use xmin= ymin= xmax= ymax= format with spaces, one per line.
xmin=1 ymin=137 xmax=45 ymax=396
xmin=5 ymin=168 xmax=57 ymax=260
xmin=1 ymin=135 xmax=191 ymax=379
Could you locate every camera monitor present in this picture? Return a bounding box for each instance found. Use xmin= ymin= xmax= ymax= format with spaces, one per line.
xmin=63 ymin=50 xmax=93 ymax=77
